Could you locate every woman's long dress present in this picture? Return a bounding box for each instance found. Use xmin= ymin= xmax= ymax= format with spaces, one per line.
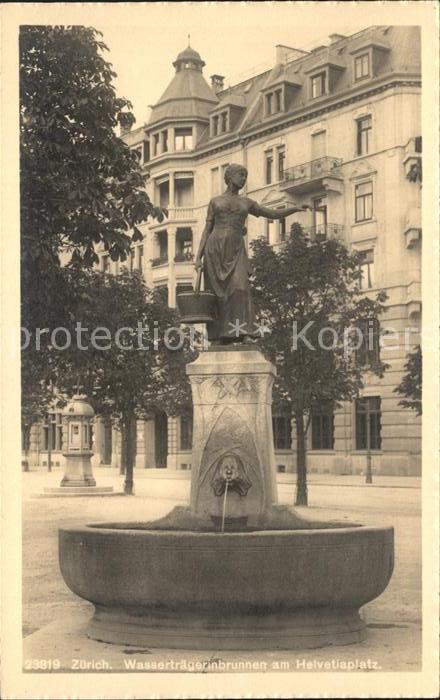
xmin=203 ymin=193 xmax=262 ymax=341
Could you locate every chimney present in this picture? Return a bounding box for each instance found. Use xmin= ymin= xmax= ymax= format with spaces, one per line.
xmin=210 ymin=74 xmax=225 ymax=93
xmin=329 ymin=33 xmax=346 ymax=44
xmin=276 ymin=44 xmax=309 ymax=64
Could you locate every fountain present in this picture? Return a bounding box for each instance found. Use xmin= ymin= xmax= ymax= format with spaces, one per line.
xmin=58 ymin=163 xmax=393 ymax=650
xmin=59 ymin=346 xmax=393 ymax=650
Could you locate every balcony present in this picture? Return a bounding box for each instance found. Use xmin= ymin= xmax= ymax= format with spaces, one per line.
xmin=281 ymin=156 xmax=344 ymax=195
xmin=303 ymin=223 xmax=344 ymax=241
xmin=174 ymin=251 xmax=194 ymax=263
xmin=151 ymin=256 xmax=168 ymax=268
xmin=403 ymin=137 xmax=422 ymax=183
xmin=167 ymin=207 xmax=196 ymax=221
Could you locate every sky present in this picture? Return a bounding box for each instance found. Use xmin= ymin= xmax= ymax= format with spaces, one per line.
xmin=96 ymin=4 xmax=366 ymax=126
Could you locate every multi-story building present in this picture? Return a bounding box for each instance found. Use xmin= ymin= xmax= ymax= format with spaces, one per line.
xmin=28 ymin=25 xmax=422 ymax=477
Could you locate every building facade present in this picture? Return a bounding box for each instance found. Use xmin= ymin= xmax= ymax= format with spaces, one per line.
xmin=27 ymin=26 xmax=422 ymax=476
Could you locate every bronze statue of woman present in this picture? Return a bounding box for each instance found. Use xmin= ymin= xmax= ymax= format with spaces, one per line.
xmin=195 ymin=163 xmax=308 ymax=344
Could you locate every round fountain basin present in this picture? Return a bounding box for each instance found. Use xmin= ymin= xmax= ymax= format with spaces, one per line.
xmin=59 ymin=524 xmax=394 ymax=650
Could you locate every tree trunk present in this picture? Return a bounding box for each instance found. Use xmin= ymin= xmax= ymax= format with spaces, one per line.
xmin=295 ymin=412 xmax=308 ymax=506
xmin=22 ymin=424 xmax=31 ymax=472
xmin=122 ymin=411 xmax=137 ymax=495
xmin=119 ymin=424 xmax=126 ymax=476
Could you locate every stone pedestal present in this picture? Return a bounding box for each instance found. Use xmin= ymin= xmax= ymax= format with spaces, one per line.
xmin=187 ymin=348 xmax=278 ymax=527
xmin=60 ymin=452 xmax=96 ymax=487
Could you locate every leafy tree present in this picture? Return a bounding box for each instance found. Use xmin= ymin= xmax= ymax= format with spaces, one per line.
xmin=20 ymin=24 xmax=164 ymax=332
xmin=251 ymin=224 xmax=387 ymax=506
xmin=54 ymin=269 xmax=195 ymax=494
xmin=21 ymin=353 xmax=54 ymax=470
xmin=20 ymin=25 xmax=168 ymax=451
xmin=394 ymin=345 xmax=422 ymax=416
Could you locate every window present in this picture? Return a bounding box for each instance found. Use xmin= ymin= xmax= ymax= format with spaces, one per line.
xmin=102 ymin=254 xmax=110 ymax=273
xmin=212 ymin=115 xmax=219 ymax=136
xmin=355 ymin=181 xmax=373 ymax=222
xmin=266 ymin=93 xmax=273 ymax=115
xmin=158 ymin=179 xmax=170 ymax=208
xmin=266 ymin=219 xmax=275 ymax=244
xmin=311 ymin=401 xmax=334 ymax=450
xmin=273 ymin=415 xmax=292 ymax=450
xmin=220 ymin=111 xmax=228 ymax=133
xmin=175 ymin=127 xmax=193 ymax=151
xmin=180 ymin=413 xmax=193 ymax=450
xmin=313 ymin=197 xmax=327 ymax=239
xmin=277 ymin=148 xmax=285 ymax=181
xmin=359 ymin=249 xmax=375 ymax=289
xmin=153 ymin=133 xmax=160 ymax=156
xmin=175 ymin=229 xmax=193 ymax=260
xmin=128 ymin=247 xmax=135 ymax=271
xmin=265 ymin=151 xmax=273 ymax=184
xmin=211 ymin=167 xmax=220 ymax=196
xmin=311 ymin=130 xmax=326 ymax=160
xmin=174 ymin=175 xmax=194 ymax=206
xmin=43 ymin=412 xmax=62 ymax=451
xmin=356 ymin=115 xmax=372 ymax=155
xmin=311 ymin=72 xmax=326 ymax=98
xmin=143 ymin=140 xmax=150 ymax=163
xmin=137 ymin=245 xmax=144 ymax=271
xmin=354 ymin=53 xmax=370 ymax=80
xmin=162 ymin=130 xmax=168 ymax=153
xmin=279 ymin=217 xmax=286 ymax=242
xmin=355 ymin=397 xmax=381 ymax=450
xmin=221 ymin=163 xmax=230 ymax=184
xmin=355 ymin=318 xmax=380 ymax=366
xmin=274 ymin=89 xmax=282 ymax=112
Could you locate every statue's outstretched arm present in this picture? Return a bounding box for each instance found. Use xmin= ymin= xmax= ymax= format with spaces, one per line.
xmin=256 ymin=204 xmax=310 ymax=220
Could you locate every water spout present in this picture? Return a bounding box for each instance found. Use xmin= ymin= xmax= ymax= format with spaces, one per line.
xmin=221 ymin=480 xmax=229 ymax=533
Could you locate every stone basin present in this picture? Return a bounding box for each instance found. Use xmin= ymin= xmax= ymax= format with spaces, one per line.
xmin=59 ymin=523 xmax=394 ymax=650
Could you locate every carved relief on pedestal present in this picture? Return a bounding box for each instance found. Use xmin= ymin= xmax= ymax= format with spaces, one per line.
xmin=193 ymin=405 xmax=264 ymax=519
xmin=190 ymin=374 xmax=261 ymax=405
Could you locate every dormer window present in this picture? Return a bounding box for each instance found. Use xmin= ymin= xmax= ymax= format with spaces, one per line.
xmin=211 ymin=110 xmax=230 ymax=137
xmin=175 ymin=127 xmax=193 ymax=151
xmin=350 ymin=41 xmax=390 ymax=82
xmin=265 ymin=88 xmax=284 ymax=116
xmin=311 ymin=72 xmax=327 ymax=98
xmin=354 ymin=53 xmax=370 ymax=80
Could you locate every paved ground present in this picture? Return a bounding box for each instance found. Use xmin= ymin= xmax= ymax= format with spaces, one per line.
xmin=22 ymin=468 xmax=421 ymax=672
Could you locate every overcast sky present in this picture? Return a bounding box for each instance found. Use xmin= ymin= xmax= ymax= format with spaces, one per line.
xmin=96 ymin=4 xmax=365 ymax=126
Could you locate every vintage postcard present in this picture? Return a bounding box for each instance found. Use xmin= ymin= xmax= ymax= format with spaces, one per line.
xmin=1 ymin=1 xmax=439 ymax=698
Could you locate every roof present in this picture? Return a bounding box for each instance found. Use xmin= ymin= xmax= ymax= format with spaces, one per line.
xmin=148 ymin=46 xmax=218 ymax=126
xmin=174 ymin=46 xmax=205 ymax=66
xmin=63 ymin=395 xmax=94 ymax=417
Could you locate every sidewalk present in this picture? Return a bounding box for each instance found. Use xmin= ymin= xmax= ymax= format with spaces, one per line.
xmin=24 ymin=464 xmax=421 ymax=495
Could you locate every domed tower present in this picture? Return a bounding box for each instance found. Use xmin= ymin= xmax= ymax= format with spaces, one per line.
xmin=145 ymin=44 xmax=219 ymax=317
xmin=147 ymin=44 xmax=218 ymax=157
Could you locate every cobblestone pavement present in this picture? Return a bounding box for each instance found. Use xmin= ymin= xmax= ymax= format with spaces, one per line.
xmin=22 ymin=468 xmax=421 ymax=671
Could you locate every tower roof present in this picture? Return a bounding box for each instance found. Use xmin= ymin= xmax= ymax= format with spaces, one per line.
xmin=148 ymin=44 xmax=218 ymax=127
xmin=173 ymin=46 xmax=205 ymax=68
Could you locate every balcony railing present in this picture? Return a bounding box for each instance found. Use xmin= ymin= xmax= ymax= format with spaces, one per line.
xmin=151 ymin=256 xmax=168 ymax=267
xmin=166 ymin=207 xmax=195 ymax=221
xmin=174 ymin=251 xmax=194 ymax=263
xmin=303 ymin=223 xmax=344 ymax=241
xmin=281 ymin=157 xmax=343 ymax=194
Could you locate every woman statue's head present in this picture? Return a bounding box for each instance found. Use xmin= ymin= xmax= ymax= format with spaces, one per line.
xmin=224 ymin=163 xmax=248 ymax=189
